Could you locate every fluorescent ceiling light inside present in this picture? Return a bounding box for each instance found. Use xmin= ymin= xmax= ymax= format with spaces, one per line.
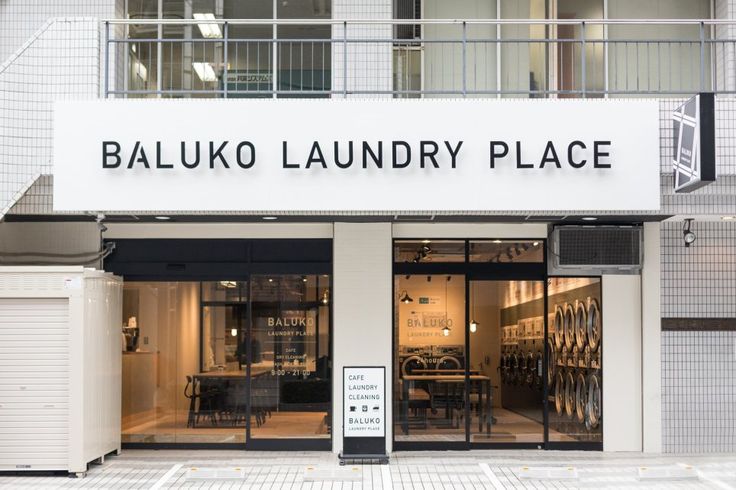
xmin=132 ymin=59 xmax=148 ymax=82
xmin=192 ymin=62 xmax=218 ymax=82
xmin=193 ymin=13 xmax=222 ymax=39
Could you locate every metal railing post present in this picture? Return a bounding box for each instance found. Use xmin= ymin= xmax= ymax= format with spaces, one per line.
xmin=700 ymin=21 xmax=705 ymax=91
xmin=104 ymin=21 xmax=110 ymax=98
xmin=223 ymin=21 xmax=228 ymax=98
xmin=462 ymin=21 xmax=467 ymax=97
xmin=343 ymin=21 xmax=348 ymax=98
xmin=581 ymin=21 xmax=586 ymax=98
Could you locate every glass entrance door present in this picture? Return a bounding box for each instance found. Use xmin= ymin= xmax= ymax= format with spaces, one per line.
xmin=468 ymin=280 xmax=545 ymax=446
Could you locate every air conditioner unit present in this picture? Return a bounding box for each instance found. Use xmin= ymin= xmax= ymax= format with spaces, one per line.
xmin=551 ymin=225 xmax=643 ymax=272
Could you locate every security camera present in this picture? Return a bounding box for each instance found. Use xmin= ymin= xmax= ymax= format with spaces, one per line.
xmin=683 ymin=218 xmax=696 ymax=247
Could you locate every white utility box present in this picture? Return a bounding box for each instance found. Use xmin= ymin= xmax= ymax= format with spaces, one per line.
xmin=0 ymin=267 xmax=122 ymax=475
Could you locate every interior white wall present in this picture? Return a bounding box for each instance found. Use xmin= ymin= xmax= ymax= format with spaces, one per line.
xmin=332 ymin=223 xmax=393 ymax=454
xmin=641 ymin=222 xmax=662 ymax=452
xmin=602 ymin=274 xmax=642 ymax=452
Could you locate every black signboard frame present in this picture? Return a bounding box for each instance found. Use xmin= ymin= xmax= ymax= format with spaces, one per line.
xmin=673 ymin=92 xmax=716 ymax=193
xmin=339 ymin=366 xmax=388 ymax=465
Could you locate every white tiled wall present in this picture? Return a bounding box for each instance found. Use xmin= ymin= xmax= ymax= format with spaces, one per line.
xmin=662 ymin=330 xmax=736 ymax=453
xmin=332 ymin=0 xmax=392 ymax=96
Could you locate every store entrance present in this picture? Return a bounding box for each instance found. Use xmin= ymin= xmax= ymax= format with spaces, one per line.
xmin=109 ymin=238 xmax=333 ymax=449
xmin=392 ymin=239 xmax=603 ymax=450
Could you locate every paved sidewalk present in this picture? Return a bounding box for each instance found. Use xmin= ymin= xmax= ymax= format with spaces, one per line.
xmin=1 ymin=450 xmax=735 ymax=489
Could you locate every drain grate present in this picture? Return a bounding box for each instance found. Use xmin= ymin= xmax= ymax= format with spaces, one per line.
xmin=185 ymin=467 xmax=247 ymax=481
xmin=638 ymin=465 xmax=699 ymax=481
xmin=303 ymin=465 xmax=363 ymax=482
xmin=516 ymin=466 xmax=579 ymax=480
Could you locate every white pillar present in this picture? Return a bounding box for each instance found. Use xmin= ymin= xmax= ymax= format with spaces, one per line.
xmin=602 ymin=274 xmax=642 ymax=451
xmin=641 ymin=222 xmax=662 ymax=452
xmin=332 ymin=223 xmax=393 ymax=454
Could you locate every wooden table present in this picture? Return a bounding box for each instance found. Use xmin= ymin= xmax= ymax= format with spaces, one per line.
xmin=411 ymin=369 xmax=481 ymax=375
xmin=400 ymin=374 xmax=492 ymax=436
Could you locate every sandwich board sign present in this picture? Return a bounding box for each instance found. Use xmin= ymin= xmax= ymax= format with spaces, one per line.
xmin=340 ymin=366 xmax=388 ymax=464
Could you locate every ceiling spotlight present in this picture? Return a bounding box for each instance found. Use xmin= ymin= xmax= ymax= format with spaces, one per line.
xmin=262 ymin=216 xmax=278 ymax=220
xmin=442 ymin=325 xmax=451 ymax=337
xmin=426 ymin=276 xmax=432 ymax=282
xmin=302 ymin=276 xmax=308 ymax=283
xmin=533 ymin=241 xmax=540 ymax=247
xmin=230 ymin=328 xmax=238 ymax=337
xmin=492 ymin=239 xmax=502 ymax=244
xmin=268 ymin=278 xmax=274 ymax=283
xmin=399 ymin=290 xmax=413 ymax=304
xmin=582 ymin=216 xmax=598 ymax=221
xmin=421 ymin=239 xmax=431 ymax=244
xmin=683 ymin=218 xmax=696 ymax=247
xmin=321 ymin=289 xmax=330 ymax=305
xmin=154 ymin=216 xmax=171 ymax=221
xmin=446 ymin=276 xmax=451 ymax=282
xmin=469 ymin=320 xmax=479 ymax=333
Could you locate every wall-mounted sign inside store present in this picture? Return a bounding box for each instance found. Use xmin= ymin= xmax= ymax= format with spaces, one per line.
xmin=54 ymin=99 xmax=660 ymax=211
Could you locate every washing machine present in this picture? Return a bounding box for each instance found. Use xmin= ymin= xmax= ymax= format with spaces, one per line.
xmin=399 ymin=346 xmax=432 ymax=376
xmin=432 ymin=345 xmax=464 ymax=370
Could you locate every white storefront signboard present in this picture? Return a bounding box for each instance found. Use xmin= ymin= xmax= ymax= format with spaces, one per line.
xmin=343 ymin=367 xmax=385 ymax=438
xmin=54 ymin=99 xmax=661 ymax=211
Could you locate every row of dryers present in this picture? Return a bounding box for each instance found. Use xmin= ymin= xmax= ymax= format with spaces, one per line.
xmin=398 ymin=345 xmax=464 ymax=376
xmin=552 ymin=368 xmax=601 ymax=431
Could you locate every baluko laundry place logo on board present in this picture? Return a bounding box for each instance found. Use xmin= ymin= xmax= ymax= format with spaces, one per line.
xmin=53 ymin=99 xmax=661 ymax=212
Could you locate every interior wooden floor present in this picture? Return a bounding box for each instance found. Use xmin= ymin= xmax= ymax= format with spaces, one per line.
xmin=122 ymin=411 xmax=329 ymax=443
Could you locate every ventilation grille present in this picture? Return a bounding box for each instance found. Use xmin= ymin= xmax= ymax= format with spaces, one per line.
xmin=553 ymin=226 xmax=642 ymax=270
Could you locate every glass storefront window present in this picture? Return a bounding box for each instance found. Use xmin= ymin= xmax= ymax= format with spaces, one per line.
xmin=469 ymin=280 xmax=545 ymax=443
xmin=469 ymin=240 xmax=544 ymax=263
xmin=547 ymin=277 xmax=602 ymax=443
xmin=121 ymin=274 xmax=330 ymax=445
xmin=394 ymin=274 xmax=466 ymax=442
xmin=394 ymin=240 xmax=466 ymax=263
xmin=250 ymin=275 xmax=331 ymax=439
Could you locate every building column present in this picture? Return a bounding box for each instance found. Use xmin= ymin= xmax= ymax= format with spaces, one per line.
xmin=332 ymin=223 xmax=393 ymax=454
xmin=641 ymin=222 xmax=662 ymax=452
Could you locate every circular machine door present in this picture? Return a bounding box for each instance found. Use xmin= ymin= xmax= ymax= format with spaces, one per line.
xmin=563 ymin=303 xmax=576 ymax=351
xmin=498 ymin=354 xmax=508 ymax=384
xmin=553 ymin=305 xmax=565 ymax=351
xmin=510 ymin=352 xmax=521 ymax=385
xmin=436 ymin=356 xmax=461 ymax=371
xmin=401 ymin=355 xmax=427 ymax=376
xmin=564 ymin=370 xmax=575 ymax=418
xmin=554 ymin=371 xmax=565 ymax=415
xmin=585 ymin=373 xmax=602 ymax=430
xmin=525 ymin=351 xmax=536 ymax=386
xmin=534 ymin=351 xmax=544 ymax=388
xmin=575 ymin=372 xmax=588 ymax=423
xmin=574 ymin=301 xmax=588 ymax=350
xmin=546 ymin=338 xmax=556 ymax=386
xmin=587 ymin=298 xmax=601 ymax=352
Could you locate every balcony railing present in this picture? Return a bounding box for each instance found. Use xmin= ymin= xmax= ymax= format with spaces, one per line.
xmin=103 ymin=18 xmax=736 ymax=98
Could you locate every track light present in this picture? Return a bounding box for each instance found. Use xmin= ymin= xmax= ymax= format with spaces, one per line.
xmin=399 ymin=290 xmax=413 ymax=303
xmin=230 ymin=328 xmax=237 ymax=337
xmin=683 ymin=218 xmax=696 ymax=247
xmin=469 ymin=320 xmax=479 ymax=333
xmin=442 ymin=325 xmax=451 ymax=336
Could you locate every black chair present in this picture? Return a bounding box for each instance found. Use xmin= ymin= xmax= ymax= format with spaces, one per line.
xmin=184 ymin=376 xmax=219 ymax=427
